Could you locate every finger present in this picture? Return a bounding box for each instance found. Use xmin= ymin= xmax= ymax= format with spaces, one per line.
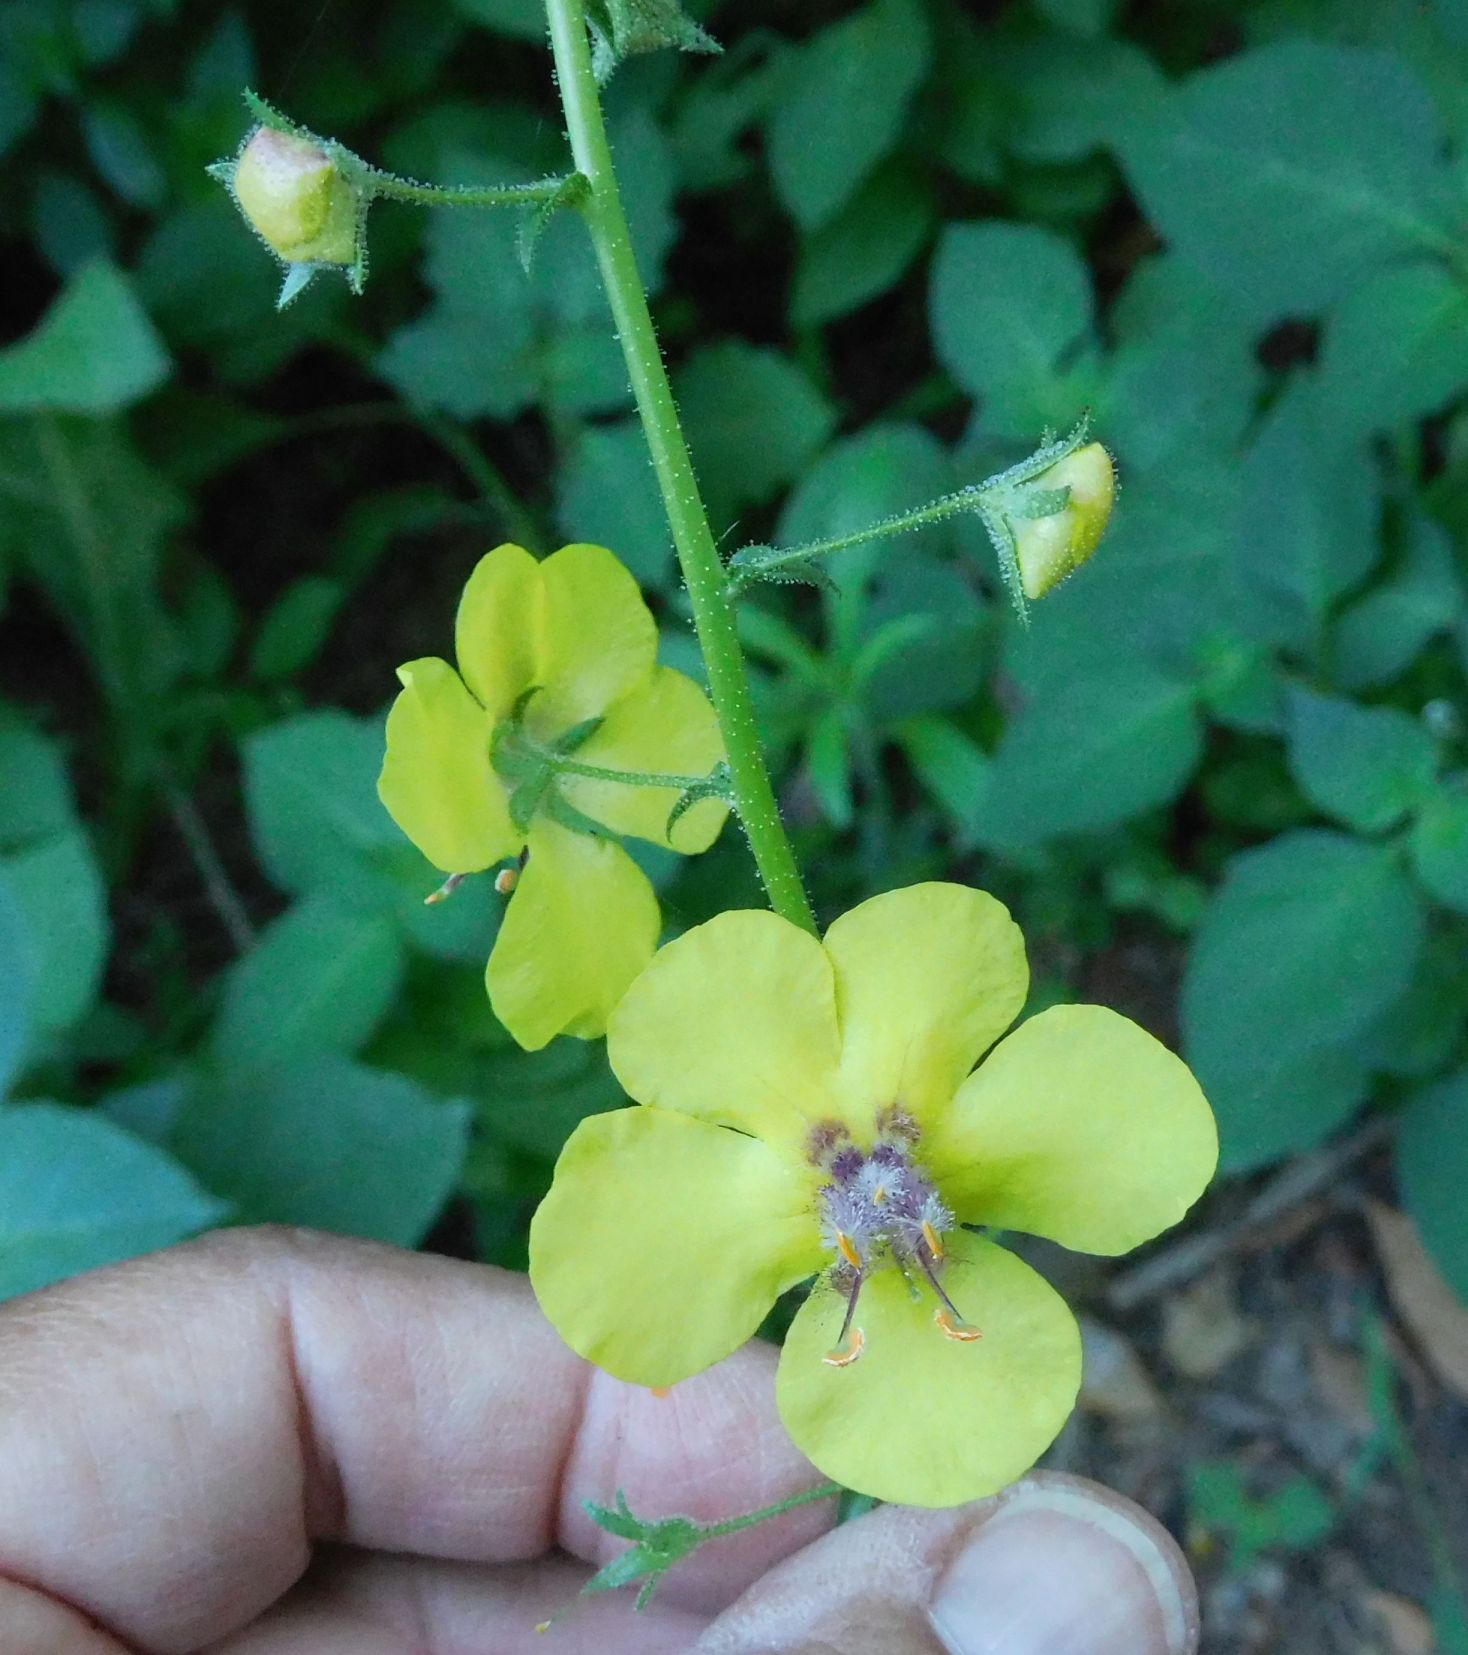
xmin=205 ymin=1551 xmax=708 ymax=1655
xmin=693 ymin=1472 xmax=1200 ymax=1655
xmin=0 ymin=1227 xmax=828 ymax=1655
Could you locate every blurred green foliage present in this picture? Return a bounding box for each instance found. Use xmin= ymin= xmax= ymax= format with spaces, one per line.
xmin=3 ymin=0 xmax=1468 ymax=1303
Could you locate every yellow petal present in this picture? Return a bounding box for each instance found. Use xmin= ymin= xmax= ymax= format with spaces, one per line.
xmin=559 ymin=666 xmax=729 ymax=853
xmin=929 ymin=1004 xmax=1218 ymax=1254
xmin=529 ymin=1105 xmax=823 ymax=1388
xmin=454 ymin=543 xmax=545 ymax=722
xmin=824 ymin=884 xmax=1028 ymax=1130
xmin=1014 ymin=442 xmax=1115 ymax=601
xmin=607 ymin=908 xmax=842 ymax=1145
xmin=530 ymin=543 xmax=658 ymax=736
xmin=776 ymin=1231 xmax=1081 ymax=1507
xmin=377 ymin=657 xmax=516 ymax=873
xmin=487 ymin=818 xmax=659 ymax=1050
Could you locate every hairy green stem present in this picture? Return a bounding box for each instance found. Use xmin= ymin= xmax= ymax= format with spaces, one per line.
xmin=698 ymin=1481 xmax=843 ymax=1540
xmin=365 ymin=171 xmax=568 ymax=209
xmin=542 ymin=0 xmax=816 ymax=933
xmin=500 ymin=727 xmax=729 ymax=795
xmin=732 ymin=484 xmax=995 ymax=588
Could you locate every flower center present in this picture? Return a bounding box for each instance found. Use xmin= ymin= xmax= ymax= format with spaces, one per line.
xmin=807 ymin=1108 xmax=981 ymax=1367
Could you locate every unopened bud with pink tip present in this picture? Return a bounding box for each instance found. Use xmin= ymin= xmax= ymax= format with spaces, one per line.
xmin=231 ymin=126 xmax=360 ymax=265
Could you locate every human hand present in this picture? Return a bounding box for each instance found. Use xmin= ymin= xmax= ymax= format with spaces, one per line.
xmin=0 ymin=1228 xmax=1199 ymax=1654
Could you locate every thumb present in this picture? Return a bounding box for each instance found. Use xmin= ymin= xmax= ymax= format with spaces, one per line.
xmin=693 ymin=1472 xmax=1199 ymax=1655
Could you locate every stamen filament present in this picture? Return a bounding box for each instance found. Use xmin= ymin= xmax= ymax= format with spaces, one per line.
xmin=823 ymin=1270 xmax=866 ymax=1366
xmin=916 ymin=1244 xmax=980 ymax=1339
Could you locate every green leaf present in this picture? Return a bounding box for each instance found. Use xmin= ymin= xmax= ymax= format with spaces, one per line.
xmin=969 ymin=663 xmax=1203 ymax=847
xmin=1007 ymin=33 xmax=1163 ymax=165
xmin=0 ymin=418 xmax=187 ymax=709
xmin=1182 ymin=831 xmax=1424 ymax=1170
xmin=0 ymin=707 xmax=74 ymax=847
xmin=1410 ymin=784 xmax=1468 ymax=912
xmin=0 ymin=875 xmax=31 ymax=1098
xmin=1119 ymin=41 xmax=1449 ymax=323
xmin=1332 ymin=514 xmax=1462 ymax=690
xmin=242 ymin=710 xmax=398 ymax=899
xmin=586 ymin=0 xmax=720 ymax=76
xmin=1235 ymin=378 xmax=1380 ymax=649
xmin=3 ymin=827 xmax=109 ymax=1040
xmin=249 ymin=575 xmax=345 ymax=682
xmin=806 ymin=706 xmax=854 ymax=828
xmin=0 ymin=261 xmax=169 ymax=415
xmin=1396 ymin=1067 xmax=1468 ymax=1302
xmin=1188 ymin=1461 xmax=1336 ymax=1571
xmin=173 ymin=1056 xmax=469 ymax=1246
xmin=898 ymin=715 xmax=990 ymax=828
xmin=452 ymin=0 xmax=550 ymax=40
xmin=675 ymin=341 xmax=836 ymax=528
xmin=555 ymin=418 xmax=671 ymax=590
xmin=0 ymin=1103 xmax=225 ymax=1300
xmin=83 ymin=101 xmax=165 ymax=208
xmin=1285 ymin=687 xmax=1438 ymax=833
xmin=1033 ymin=0 xmax=1121 ymax=35
xmin=766 ymin=0 xmax=930 ymax=230
xmin=791 ymin=162 xmax=934 ymax=329
xmin=1099 ymin=255 xmax=1261 ymax=471
xmin=1318 ymin=261 xmax=1468 ymax=440
xmin=929 ymin=220 xmax=1095 ymax=438
xmin=211 ymin=896 xmax=406 ymax=1071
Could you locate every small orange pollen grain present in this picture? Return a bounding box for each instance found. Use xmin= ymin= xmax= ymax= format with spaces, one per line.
xmin=494 ymin=867 xmax=519 ymax=895
xmin=649 ymin=1385 xmax=672 ymax=1399
xmin=836 ymin=1230 xmax=863 ymax=1271
xmin=822 ymin=1326 xmax=865 ymax=1367
xmin=921 ymin=1219 xmax=945 ymax=1260
xmin=935 ymin=1307 xmax=982 ymax=1342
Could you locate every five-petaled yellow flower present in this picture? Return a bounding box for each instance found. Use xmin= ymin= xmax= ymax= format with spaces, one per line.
xmin=530 ymin=883 xmax=1217 ymax=1507
xmin=378 ymin=542 xmax=728 ymax=1051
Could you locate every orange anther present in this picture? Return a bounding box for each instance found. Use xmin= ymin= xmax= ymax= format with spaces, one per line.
xmin=822 ymin=1326 xmax=866 ymax=1367
xmin=921 ymin=1219 xmax=945 ymax=1260
xmin=872 ymin=1183 xmax=889 ymax=1206
xmin=494 ymin=867 xmax=519 ymax=895
xmin=935 ymin=1307 xmax=982 ymax=1342
xmin=836 ymin=1230 xmax=863 ymax=1271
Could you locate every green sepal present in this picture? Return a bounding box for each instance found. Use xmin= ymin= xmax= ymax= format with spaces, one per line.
xmin=585 ymin=0 xmax=720 ymax=81
xmin=507 ymin=770 xmax=552 ymax=833
xmin=542 ymin=789 xmax=616 ymax=839
xmin=1009 ymin=485 xmax=1071 ymax=521
xmin=578 ymin=1492 xmax=705 ymax=1611
xmin=667 ymin=760 xmax=734 ymax=837
xmin=978 ymin=498 xmax=1029 ymax=627
xmin=550 ymin=714 xmax=605 ymax=755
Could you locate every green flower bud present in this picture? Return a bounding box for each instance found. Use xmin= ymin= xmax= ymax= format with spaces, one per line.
xmin=231 ymin=126 xmax=358 ymax=265
xmin=1012 ymin=442 xmax=1115 ymax=600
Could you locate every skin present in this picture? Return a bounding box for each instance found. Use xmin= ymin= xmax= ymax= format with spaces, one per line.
xmin=0 ymin=1228 xmax=1199 ymax=1655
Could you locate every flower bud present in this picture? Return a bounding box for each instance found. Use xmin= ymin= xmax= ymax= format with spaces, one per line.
xmin=231 ymin=126 xmax=358 ymax=265
xmin=1012 ymin=442 xmax=1115 ymax=600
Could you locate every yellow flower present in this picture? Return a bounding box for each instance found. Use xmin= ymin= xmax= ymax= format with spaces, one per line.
xmin=530 ymin=883 xmax=1217 ymax=1507
xmin=1012 ymin=441 xmax=1115 ymax=600
xmin=378 ymin=542 xmax=728 ymax=1050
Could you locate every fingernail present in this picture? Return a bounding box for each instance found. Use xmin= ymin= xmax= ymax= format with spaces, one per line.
xmin=928 ymin=1483 xmax=1196 ymax=1655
